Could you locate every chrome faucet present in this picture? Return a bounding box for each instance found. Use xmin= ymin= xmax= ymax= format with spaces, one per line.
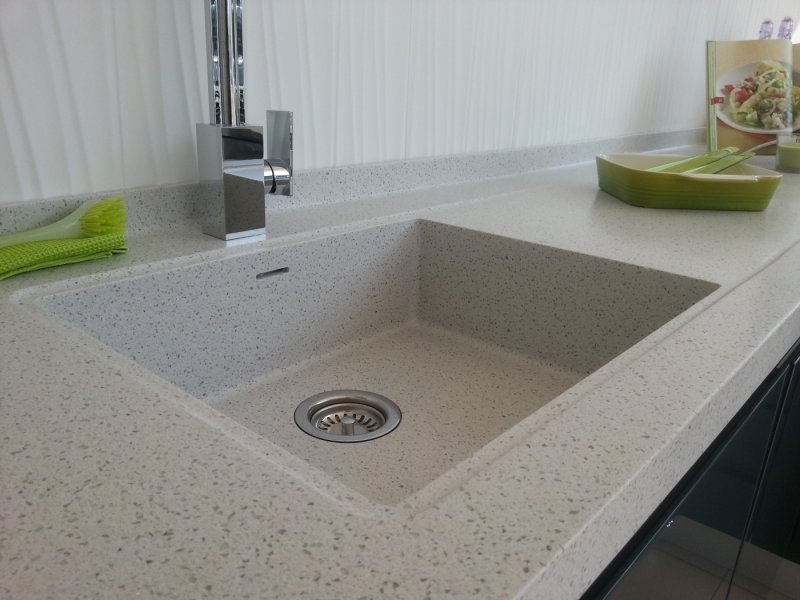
xmin=196 ymin=0 xmax=292 ymax=241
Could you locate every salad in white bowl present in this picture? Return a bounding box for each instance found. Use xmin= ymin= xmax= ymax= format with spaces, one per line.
xmin=717 ymin=61 xmax=796 ymax=132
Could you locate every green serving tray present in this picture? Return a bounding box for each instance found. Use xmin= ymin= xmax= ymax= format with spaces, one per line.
xmin=596 ymin=153 xmax=782 ymax=211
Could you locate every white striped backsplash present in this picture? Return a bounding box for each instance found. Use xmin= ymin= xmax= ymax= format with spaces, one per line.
xmin=0 ymin=0 xmax=796 ymax=204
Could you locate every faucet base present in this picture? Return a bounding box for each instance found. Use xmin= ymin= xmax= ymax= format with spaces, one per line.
xmin=221 ymin=228 xmax=266 ymax=243
xmin=197 ymin=123 xmax=266 ymax=241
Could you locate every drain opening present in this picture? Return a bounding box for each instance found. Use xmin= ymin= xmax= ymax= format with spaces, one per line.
xmin=294 ymin=390 xmax=401 ymax=443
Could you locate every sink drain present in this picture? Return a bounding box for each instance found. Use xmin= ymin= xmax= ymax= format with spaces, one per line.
xmin=294 ymin=390 xmax=401 ymax=443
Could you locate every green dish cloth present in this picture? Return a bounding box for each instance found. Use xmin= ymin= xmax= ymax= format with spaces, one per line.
xmin=0 ymin=233 xmax=127 ymax=280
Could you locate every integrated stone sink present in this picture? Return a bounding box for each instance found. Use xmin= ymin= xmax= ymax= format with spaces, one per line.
xmin=36 ymin=220 xmax=718 ymax=504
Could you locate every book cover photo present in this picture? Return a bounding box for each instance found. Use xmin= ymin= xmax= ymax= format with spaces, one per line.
xmin=707 ymin=39 xmax=799 ymax=154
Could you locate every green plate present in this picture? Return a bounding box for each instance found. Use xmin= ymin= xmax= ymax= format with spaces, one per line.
xmin=596 ymin=153 xmax=782 ymax=211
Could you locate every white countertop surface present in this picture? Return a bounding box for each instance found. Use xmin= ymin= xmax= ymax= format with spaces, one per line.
xmin=3 ymin=151 xmax=800 ymax=599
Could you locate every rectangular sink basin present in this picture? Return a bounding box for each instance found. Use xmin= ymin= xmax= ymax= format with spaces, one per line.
xmin=36 ymin=220 xmax=718 ymax=505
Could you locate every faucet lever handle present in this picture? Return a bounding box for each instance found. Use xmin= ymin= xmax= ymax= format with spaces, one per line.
xmin=265 ymin=110 xmax=293 ymax=196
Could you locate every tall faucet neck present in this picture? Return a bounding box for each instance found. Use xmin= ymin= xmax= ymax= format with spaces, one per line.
xmin=205 ymin=0 xmax=246 ymax=126
xmin=198 ymin=0 xmax=294 ymax=241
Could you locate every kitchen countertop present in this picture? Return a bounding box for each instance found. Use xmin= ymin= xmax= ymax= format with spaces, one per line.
xmin=3 ymin=149 xmax=800 ymax=599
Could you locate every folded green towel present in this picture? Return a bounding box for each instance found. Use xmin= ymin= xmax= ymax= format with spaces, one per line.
xmin=0 ymin=233 xmax=127 ymax=280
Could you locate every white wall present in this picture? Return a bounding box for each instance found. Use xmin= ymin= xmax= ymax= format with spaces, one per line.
xmin=0 ymin=0 xmax=796 ymax=204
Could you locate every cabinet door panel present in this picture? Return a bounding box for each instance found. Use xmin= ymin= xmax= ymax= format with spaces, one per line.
xmin=600 ymin=370 xmax=787 ymax=600
xmin=735 ymin=353 xmax=800 ymax=599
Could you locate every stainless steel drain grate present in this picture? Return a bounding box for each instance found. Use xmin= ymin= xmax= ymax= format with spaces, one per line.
xmin=294 ymin=390 xmax=401 ymax=443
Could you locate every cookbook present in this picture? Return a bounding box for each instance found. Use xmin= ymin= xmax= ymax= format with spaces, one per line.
xmin=706 ymin=39 xmax=799 ymax=154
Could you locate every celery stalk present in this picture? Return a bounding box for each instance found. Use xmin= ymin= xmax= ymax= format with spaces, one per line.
xmin=646 ymin=147 xmax=739 ymax=173
xmin=687 ymin=152 xmax=755 ymax=174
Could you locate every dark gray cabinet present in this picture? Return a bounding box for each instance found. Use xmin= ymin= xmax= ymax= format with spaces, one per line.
xmin=734 ymin=349 xmax=800 ymax=597
xmin=583 ymin=340 xmax=800 ymax=600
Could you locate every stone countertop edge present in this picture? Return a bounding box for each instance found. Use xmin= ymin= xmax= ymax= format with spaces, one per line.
xmin=3 ymin=148 xmax=800 ymax=599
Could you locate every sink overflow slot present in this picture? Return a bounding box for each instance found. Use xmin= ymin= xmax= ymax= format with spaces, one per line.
xmin=256 ymin=267 xmax=289 ymax=280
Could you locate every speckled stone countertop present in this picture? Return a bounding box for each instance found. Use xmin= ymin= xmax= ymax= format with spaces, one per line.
xmin=3 ymin=148 xmax=800 ymax=599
